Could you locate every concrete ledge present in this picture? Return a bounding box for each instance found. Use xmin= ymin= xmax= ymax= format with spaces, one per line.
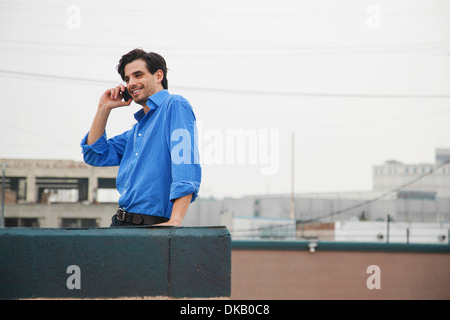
xmin=0 ymin=226 xmax=231 ymax=299
xmin=232 ymin=240 xmax=450 ymax=253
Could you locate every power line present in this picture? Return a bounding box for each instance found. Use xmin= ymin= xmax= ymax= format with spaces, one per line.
xmin=1 ymin=39 xmax=450 ymax=52
xmin=0 ymin=121 xmax=68 ymax=146
xmin=1 ymin=69 xmax=450 ymax=99
xmin=1 ymin=1 xmax=449 ymax=20
xmin=302 ymin=158 xmax=450 ymax=223
xmin=0 ymin=38 xmax=449 ymax=58
xmin=282 ymin=109 xmax=450 ymax=134
xmin=229 ymin=158 xmax=450 ymax=236
xmin=0 ymin=39 xmax=126 ymax=50
xmin=0 ymin=69 xmax=113 ymax=86
xmin=175 ymin=85 xmax=450 ymax=99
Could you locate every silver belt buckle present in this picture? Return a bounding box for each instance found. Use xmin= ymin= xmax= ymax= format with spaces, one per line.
xmin=116 ymin=207 xmax=127 ymax=221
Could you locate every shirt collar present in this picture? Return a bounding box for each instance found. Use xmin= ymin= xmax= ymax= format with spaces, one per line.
xmin=147 ymin=89 xmax=169 ymax=110
xmin=134 ymin=109 xmax=146 ymax=122
xmin=134 ymin=89 xmax=170 ymax=122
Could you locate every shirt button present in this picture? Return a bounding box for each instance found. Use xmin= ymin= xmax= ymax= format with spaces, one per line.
xmin=138 ymin=133 xmax=142 ymax=136
xmin=135 ymin=153 xmax=138 ymax=156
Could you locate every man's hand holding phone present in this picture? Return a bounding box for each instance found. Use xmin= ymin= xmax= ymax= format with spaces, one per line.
xmin=99 ymin=84 xmax=132 ymax=111
xmin=87 ymin=84 xmax=132 ymax=145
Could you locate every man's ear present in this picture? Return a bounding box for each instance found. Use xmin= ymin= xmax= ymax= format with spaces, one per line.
xmin=155 ymin=69 xmax=164 ymax=84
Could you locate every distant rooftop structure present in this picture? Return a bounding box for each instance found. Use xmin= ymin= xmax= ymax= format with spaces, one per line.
xmin=436 ymin=148 xmax=450 ymax=164
xmin=373 ymin=148 xmax=450 ymax=198
xmin=385 ymin=160 xmax=403 ymax=165
xmin=0 ymin=158 xmax=118 ymax=204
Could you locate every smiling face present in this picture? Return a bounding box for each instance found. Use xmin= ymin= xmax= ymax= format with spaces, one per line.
xmin=123 ymin=59 xmax=164 ymax=106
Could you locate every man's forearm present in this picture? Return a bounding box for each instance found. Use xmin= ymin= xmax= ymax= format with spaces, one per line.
xmin=88 ymin=84 xmax=131 ymax=145
xmin=87 ymin=105 xmax=111 ymax=145
xmin=166 ymin=194 xmax=193 ymax=226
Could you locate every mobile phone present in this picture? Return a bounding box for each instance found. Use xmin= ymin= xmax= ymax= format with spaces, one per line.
xmin=122 ymin=88 xmax=132 ymax=101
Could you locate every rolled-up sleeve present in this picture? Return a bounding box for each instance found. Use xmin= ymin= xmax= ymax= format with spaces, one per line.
xmin=80 ymin=131 xmax=129 ymax=167
xmin=167 ymin=98 xmax=201 ymax=202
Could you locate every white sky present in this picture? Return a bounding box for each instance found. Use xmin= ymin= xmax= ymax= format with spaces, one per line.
xmin=0 ymin=0 xmax=449 ymax=199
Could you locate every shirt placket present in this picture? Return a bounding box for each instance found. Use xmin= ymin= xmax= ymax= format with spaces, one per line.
xmin=131 ymin=108 xmax=154 ymax=163
xmin=134 ymin=123 xmax=143 ymax=159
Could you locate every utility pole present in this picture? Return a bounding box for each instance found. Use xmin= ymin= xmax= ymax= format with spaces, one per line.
xmin=1 ymin=163 xmax=6 ymax=228
xmin=290 ymin=132 xmax=295 ymax=220
xmin=386 ymin=214 xmax=390 ymax=244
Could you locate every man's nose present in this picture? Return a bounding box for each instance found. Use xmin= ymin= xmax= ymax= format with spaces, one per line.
xmin=128 ymin=77 xmax=137 ymax=88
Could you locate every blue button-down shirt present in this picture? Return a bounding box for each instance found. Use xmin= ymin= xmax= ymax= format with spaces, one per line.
xmin=80 ymin=89 xmax=201 ymax=218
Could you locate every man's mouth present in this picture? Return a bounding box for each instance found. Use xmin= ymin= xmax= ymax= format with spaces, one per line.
xmin=131 ymin=88 xmax=142 ymax=96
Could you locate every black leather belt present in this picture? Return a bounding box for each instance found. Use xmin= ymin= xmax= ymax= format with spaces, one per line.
xmin=116 ymin=207 xmax=169 ymax=225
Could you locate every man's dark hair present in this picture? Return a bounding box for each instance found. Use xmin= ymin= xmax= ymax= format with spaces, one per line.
xmin=117 ymin=48 xmax=168 ymax=89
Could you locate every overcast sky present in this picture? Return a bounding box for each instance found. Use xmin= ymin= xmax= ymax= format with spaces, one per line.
xmin=0 ymin=0 xmax=449 ymax=199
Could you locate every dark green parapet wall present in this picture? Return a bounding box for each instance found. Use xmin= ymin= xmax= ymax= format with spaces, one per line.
xmin=232 ymin=240 xmax=450 ymax=253
xmin=0 ymin=226 xmax=231 ymax=299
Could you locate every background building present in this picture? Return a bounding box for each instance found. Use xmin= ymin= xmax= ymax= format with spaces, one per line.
xmin=1 ymin=148 xmax=449 ymax=243
xmin=373 ymin=148 xmax=450 ymax=198
xmin=1 ymin=159 xmax=118 ymax=228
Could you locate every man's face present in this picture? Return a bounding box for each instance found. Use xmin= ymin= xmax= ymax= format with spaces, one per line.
xmin=123 ymin=59 xmax=163 ymax=106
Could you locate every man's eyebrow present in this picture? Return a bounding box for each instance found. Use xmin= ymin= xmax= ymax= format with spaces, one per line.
xmin=124 ymin=70 xmax=145 ymax=80
xmin=125 ymin=70 xmax=144 ymax=78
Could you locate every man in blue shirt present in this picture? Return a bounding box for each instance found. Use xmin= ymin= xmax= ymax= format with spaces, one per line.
xmin=81 ymin=49 xmax=201 ymax=227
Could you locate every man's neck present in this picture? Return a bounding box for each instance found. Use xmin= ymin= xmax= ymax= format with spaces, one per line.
xmin=141 ymin=87 xmax=164 ymax=114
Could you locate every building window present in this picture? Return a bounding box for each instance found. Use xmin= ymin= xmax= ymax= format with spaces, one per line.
xmin=36 ymin=177 xmax=88 ymax=203
xmin=5 ymin=218 xmax=39 ymax=227
xmin=60 ymin=218 xmax=99 ymax=228
xmin=96 ymin=178 xmax=119 ymax=203
xmin=0 ymin=177 xmax=27 ymax=203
